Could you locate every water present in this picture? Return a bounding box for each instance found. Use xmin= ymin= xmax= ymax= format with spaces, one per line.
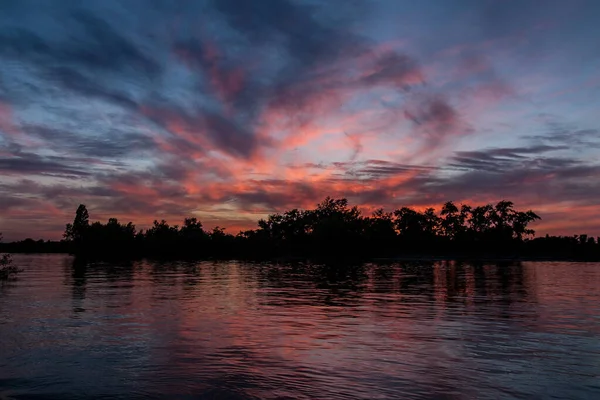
xmin=1 ymin=255 xmax=600 ymax=399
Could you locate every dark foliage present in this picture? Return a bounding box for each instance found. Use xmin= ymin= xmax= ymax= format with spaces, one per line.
xmin=0 ymin=238 xmax=71 ymax=254
xmin=3 ymin=198 xmax=600 ymax=261
xmin=0 ymin=234 xmax=20 ymax=280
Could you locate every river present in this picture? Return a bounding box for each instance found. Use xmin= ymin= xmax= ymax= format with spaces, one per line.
xmin=1 ymin=254 xmax=599 ymax=399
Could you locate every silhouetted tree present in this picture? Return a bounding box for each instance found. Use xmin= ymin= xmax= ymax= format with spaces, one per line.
xmin=364 ymin=209 xmax=396 ymax=255
xmin=440 ymin=201 xmax=466 ymax=239
xmin=179 ymin=218 xmax=207 ymax=256
xmin=64 ymin=204 xmax=90 ymax=245
xmin=56 ymin=198 xmax=599 ymax=261
xmin=307 ymin=197 xmax=365 ymax=256
xmin=393 ymin=207 xmax=433 ymax=239
xmin=0 ymin=233 xmax=19 ymax=280
xmin=144 ymin=220 xmax=179 ymax=256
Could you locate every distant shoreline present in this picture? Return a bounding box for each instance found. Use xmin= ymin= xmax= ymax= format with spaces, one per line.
xmin=3 ymin=198 xmax=599 ymax=263
xmin=3 ymin=251 xmax=598 ymax=263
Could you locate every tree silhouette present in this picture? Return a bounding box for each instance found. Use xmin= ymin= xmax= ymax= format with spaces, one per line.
xmin=440 ymin=201 xmax=464 ymax=239
xmin=0 ymin=233 xmax=19 ymax=280
xmin=179 ymin=218 xmax=207 ymax=256
xmin=64 ymin=204 xmax=90 ymax=245
xmin=54 ymin=197 xmax=599 ymax=261
xmin=365 ymin=209 xmax=396 ymax=254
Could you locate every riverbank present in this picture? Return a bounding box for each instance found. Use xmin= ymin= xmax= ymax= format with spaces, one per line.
xmin=3 ymin=251 xmax=599 ymax=263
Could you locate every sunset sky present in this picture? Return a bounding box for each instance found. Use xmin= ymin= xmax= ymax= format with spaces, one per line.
xmin=1 ymin=0 xmax=599 ymax=240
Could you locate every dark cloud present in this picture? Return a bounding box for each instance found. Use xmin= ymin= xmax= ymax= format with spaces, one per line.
xmin=401 ymin=144 xmax=600 ymax=209
xmin=274 ymin=147 xmax=600 ymax=213
xmin=403 ymin=96 xmax=470 ymax=154
xmin=230 ymin=182 xmax=320 ymax=211
xmin=142 ymin=106 xmax=268 ymax=159
xmin=357 ymin=163 xmax=439 ymax=177
xmin=0 ymin=194 xmax=30 ymax=212
xmin=212 ymin=0 xmax=365 ymax=65
xmin=330 ymin=159 xmax=447 ymax=177
xmin=0 ymin=28 xmax=50 ymax=59
xmin=360 ymin=52 xmax=423 ymax=88
xmin=46 ymin=67 xmax=140 ymax=110
xmin=527 ymin=124 xmax=600 ymax=148
xmin=449 ymin=145 xmax=571 ymax=172
xmin=2 ymin=0 xmax=428 ymax=161
xmin=172 ymin=0 xmax=426 ymax=144
xmin=419 ymin=163 xmax=600 ymax=207
xmin=406 ymin=97 xmax=457 ymax=131
xmin=0 ymin=11 xmax=160 ymax=76
xmin=66 ymin=11 xmax=160 ymax=76
xmin=0 ymin=153 xmax=90 ymax=177
xmin=22 ymin=124 xmax=157 ymax=158
xmin=459 ymin=145 xmax=568 ymax=158
xmin=203 ymin=112 xmax=266 ymax=158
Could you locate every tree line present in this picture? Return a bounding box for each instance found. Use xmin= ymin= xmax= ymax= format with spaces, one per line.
xmin=2 ymin=197 xmax=598 ymax=260
xmin=49 ymin=197 xmax=598 ymax=260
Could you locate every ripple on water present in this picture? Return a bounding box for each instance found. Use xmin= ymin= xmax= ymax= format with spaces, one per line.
xmin=1 ymin=255 xmax=600 ymax=399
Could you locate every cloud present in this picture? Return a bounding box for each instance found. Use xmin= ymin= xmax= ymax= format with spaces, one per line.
xmin=212 ymin=0 xmax=365 ymax=65
xmin=141 ymin=106 xmax=269 ymax=159
xmin=425 ymin=145 xmax=600 ymax=209
xmin=406 ymin=97 xmax=457 ymax=131
xmin=0 ymin=11 xmax=159 ymax=77
xmin=527 ymin=123 xmax=600 ymax=148
xmin=1 ymin=0 xmax=600 ymax=240
xmin=0 ymin=152 xmax=91 ymax=177
xmin=171 ymin=0 xmax=427 ymax=154
xmin=22 ymin=124 xmax=157 ymax=158
xmin=359 ymin=52 xmax=424 ymax=88
xmin=2 ymin=0 xmax=429 ymax=162
xmin=65 ymin=11 xmax=161 ymax=76
xmin=46 ymin=67 xmax=140 ymax=110
xmin=174 ymin=39 xmax=246 ymax=107
xmin=449 ymin=145 xmax=570 ymax=172
xmin=403 ymin=95 xmax=472 ymax=158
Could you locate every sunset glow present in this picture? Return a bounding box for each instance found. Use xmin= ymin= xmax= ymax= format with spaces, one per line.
xmin=1 ymin=0 xmax=599 ymax=240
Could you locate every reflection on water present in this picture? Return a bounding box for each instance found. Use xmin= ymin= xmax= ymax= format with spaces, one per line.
xmin=1 ymin=255 xmax=600 ymax=399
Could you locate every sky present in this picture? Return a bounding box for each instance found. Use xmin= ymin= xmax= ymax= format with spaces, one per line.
xmin=0 ymin=0 xmax=599 ymax=241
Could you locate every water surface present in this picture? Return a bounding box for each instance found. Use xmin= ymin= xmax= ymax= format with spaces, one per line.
xmin=1 ymin=255 xmax=599 ymax=399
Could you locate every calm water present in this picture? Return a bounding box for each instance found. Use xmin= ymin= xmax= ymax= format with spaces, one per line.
xmin=1 ymin=255 xmax=600 ymax=399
